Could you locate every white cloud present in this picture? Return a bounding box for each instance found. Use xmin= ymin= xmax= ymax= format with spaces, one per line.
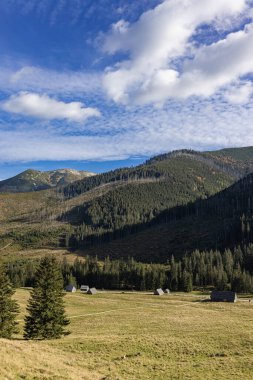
xmin=0 ymin=66 xmax=102 ymax=95
xmin=1 ymin=92 xmax=101 ymax=122
xmin=102 ymin=0 xmax=250 ymax=105
xmin=176 ymin=24 xmax=253 ymax=96
xmin=136 ymin=24 xmax=253 ymax=104
xmin=225 ymin=81 xmax=253 ymax=104
xmin=1 ymin=96 xmax=253 ymax=163
xmin=1 ymin=0 xmax=253 ymax=167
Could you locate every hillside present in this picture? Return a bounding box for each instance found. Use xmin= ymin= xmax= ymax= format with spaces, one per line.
xmin=0 ymin=168 xmax=95 ymax=193
xmin=2 ymin=146 xmax=253 ymax=262
xmin=57 ymin=148 xmax=253 ymax=254
xmin=79 ymin=171 xmax=253 ymax=262
xmin=61 ymin=155 xmax=233 ymax=224
xmin=209 ymin=146 xmax=253 ymax=162
xmin=62 ymin=147 xmax=253 ymax=200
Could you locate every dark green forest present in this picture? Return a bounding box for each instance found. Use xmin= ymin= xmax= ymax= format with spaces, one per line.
xmin=56 ymin=169 xmax=253 ymax=265
xmin=5 ymin=243 xmax=253 ymax=293
xmin=62 ymin=150 xmax=236 ymax=199
xmin=60 ymin=155 xmax=233 ymax=250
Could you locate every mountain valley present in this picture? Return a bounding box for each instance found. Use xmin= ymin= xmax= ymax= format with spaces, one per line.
xmin=1 ymin=146 xmax=253 ymax=264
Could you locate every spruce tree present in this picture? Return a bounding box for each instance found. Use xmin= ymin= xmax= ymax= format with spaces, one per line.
xmin=24 ymin=256 xmax=70 ymax=340
xmin=0 ymin=265 xmax=19 ymax=338
xmin=181 ymin=271 xmax=193 ymax=292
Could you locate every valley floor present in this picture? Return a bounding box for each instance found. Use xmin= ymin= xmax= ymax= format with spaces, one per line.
xmin=1 ymin=290 xmax=253 ymax=379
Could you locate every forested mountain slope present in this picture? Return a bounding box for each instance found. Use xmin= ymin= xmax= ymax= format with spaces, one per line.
xmin=59 ymin=154 xmax=233 ymax=239
xmin=78 ymin=172 xmax=253 ymax=262
xmin=56 ymin=148 xmax=253 ymax=246
xmin=1 ymin=146 xmax=253 ymax=263
xmin=62 ymin=147 xmax=253 ymax=199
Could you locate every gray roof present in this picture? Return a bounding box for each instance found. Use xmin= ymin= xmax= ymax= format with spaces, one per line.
xmin=211 ymin=291 xmax=237 ymax=302
xmin=80 ymin=285 xmax=89 ymax=291
xmin=154 ymin=288 xmax=164 ymax=296
xmin=65 ymin=285 xmax=76 ymax=292
xmin=87 ymin=287 xmax=97 ymax=295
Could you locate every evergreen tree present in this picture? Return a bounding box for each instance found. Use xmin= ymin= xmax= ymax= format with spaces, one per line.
xmin=181 ymin=271 xmax=193 ymax=292
xmin=0 ymin=265 xmax=19 ymax=338
xmin=24 ymin=256 xmax=70 ymax=340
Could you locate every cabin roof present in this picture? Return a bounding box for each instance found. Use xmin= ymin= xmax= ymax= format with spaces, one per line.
xmin=87 ymin=287 xmax=97 ymax=294
xmin=65 ymin=284 xmax=76 ymax=291
xmin=154 ymin=288 xmax=164 ymax=296
xmin=210 ymin=290 xmax=237 ymax=302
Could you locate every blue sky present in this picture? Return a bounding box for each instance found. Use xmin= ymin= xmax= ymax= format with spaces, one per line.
xmin=0 ymin=0 xmax=253 ymax=179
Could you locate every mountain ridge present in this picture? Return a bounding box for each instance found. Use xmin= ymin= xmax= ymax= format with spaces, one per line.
xmin=0 ymin=168 xmax=96 ymax=193
xmin=62 ymin=146 xmax=253 ymax=199
xmin=2 ymin=145 xmax=253 ymax=264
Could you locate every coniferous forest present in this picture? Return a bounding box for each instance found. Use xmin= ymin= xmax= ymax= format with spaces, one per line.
xmin=59 ymin=170 xmax=253 ymax=264
xmin=5 ymin=243 xmax=253 ymax=293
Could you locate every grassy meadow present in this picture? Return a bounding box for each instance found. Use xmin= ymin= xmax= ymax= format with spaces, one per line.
xmin=1 ymin=290 xmax=253 ymax=380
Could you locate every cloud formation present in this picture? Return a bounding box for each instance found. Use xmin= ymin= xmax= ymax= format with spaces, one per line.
xmin=103 ymin=0 xmax=252 ymax=105
xmin=1 ymin=92 xmax=101 ymax=122
xmin=225 ymin=81 xmax=253 ymax=104
xmin=1 ymin=95 xmax=253 ymax=162
xmin=0 ymin=0 xmax=253 ymax=168
xmin=0 ymin=66 xmax=101 ymax=95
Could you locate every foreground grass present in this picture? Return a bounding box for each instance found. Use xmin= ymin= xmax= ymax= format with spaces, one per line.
xmin=1 ymin=290 xmax=253 ymax=379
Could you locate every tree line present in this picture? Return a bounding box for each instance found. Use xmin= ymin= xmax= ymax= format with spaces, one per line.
xmin=1 ymin=244 xmax=253 ymax=339
xmin=61 ymin=165 xmax=163 ymax=199
xmin=6 ymin=245 xmax=253 ymax=293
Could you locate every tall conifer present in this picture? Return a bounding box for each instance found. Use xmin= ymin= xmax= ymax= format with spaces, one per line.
xmin=0 ymin=265 xmax=19 ymax=338
xmin=24 ymin=256 xmax=70 ymax=340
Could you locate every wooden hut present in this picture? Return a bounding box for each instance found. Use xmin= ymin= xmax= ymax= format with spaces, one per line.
xmin=210 ymin=291 xmax=237 ymax=303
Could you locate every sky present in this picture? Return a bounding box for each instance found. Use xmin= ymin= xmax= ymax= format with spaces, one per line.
xmin=1 ymin=0 xmax=253 ymax=179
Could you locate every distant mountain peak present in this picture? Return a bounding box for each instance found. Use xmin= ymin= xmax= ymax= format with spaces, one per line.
xmin=0 ymin=168 xmax=96 ymax=193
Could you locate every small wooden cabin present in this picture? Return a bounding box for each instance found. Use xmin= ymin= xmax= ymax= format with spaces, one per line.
xmin=210 ymin=291 xmax=237 ymax=303
xmin=154 ymin=288 xmax=164 ymax=296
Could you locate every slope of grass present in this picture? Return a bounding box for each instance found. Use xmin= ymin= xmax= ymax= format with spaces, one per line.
xmin=0 ymin=248 xmax=83 ymax=263
xmin=1 ymin=289 xmax=253 ymax=380
xmin=210 ymin=146 xmax=253 ymax=161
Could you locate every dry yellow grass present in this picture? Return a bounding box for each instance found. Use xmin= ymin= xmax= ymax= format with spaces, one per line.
xmin=0 ymin=248 xmax=85 ymax=264
xmin=1 ymin=290 xmax=253 ymax=380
